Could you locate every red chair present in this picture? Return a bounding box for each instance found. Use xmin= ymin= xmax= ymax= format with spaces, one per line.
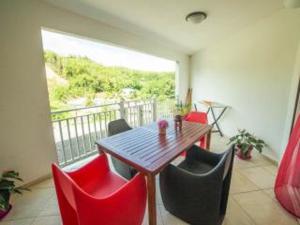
xmin=275 ymin=114 xmax=300 ymax=218
xmin=52 ymin=154 xmax=147 ymax=225
xmin=184 ymin=111 xmax=208 ymax=149
xmin=181 ymin=112 xmax=208 ymax=157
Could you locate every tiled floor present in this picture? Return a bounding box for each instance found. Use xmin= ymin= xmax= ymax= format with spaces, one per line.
xmin=1 ymin=134 xmax=299 ymax=225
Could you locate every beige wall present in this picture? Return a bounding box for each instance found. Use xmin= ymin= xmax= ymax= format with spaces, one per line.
xmin=0 ymin=0 xmax=189 ymax=183
xmin=191 ymin=9 xmax=300 ymax=160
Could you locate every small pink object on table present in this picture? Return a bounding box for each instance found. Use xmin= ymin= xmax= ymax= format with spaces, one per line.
xmin=158 ymin=120 xmax=169 ymax=135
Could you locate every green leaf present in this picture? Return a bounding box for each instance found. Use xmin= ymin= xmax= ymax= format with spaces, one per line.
xmin=0 ymin=180 xmax=15 ymax=190
xmin=229 ymin=129 xmax=266 ymax=154
xmin=2 ymin=171 xmax=23 ymax=182
xmin=0 ymin=194 xmax=9 ymax=211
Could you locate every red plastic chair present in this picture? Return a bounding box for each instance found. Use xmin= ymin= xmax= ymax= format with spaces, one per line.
xmin=181 ymin=112 xmax=208 ymax=157
xmin=275 ymin=114 xmax=300 ymax=218
xmin=184 ymin=111 xmax=208 ymax=149
xmin=52 ymin=153 xmax=147 ymax=225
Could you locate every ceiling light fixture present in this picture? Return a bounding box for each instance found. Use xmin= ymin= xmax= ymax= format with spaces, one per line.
xmin=185 ymin=11 xmax=207 ymax=24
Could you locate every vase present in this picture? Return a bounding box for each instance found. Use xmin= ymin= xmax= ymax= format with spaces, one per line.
xmin=159 ymin=127 xmax=166 ymax=135
xmin=0 ymin=205 xmax=12 ymax=220
xmin=236 ymin=145 xmax=253 ymax=160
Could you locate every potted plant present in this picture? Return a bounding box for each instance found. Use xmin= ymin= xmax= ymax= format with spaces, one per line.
xmin=0 ymin=171 xmax=28 ymax=220
xmin=174 ymin=101 xmax=191 ymax=117
xmin=228 ymin=129 xmax=266 ymax=160
xmin=158 ymin=120 xmax=169 ymax=135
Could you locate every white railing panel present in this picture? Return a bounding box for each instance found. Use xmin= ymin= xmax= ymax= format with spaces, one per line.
xmin=51 ymin=99 xmax=173 ymax=166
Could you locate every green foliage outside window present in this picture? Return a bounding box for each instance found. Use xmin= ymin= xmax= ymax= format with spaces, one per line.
xmin=45 ymin=51 xmax=175 ymax=111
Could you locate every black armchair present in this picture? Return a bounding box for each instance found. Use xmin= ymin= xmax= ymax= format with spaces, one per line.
xmin=159 ymin=145 xmax=234 ymax=225
xmin=108 ymin=119 xmax=137 ymax=180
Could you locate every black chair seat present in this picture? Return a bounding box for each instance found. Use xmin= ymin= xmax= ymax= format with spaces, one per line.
xmin=178 ymin=159 xmax=214 ymax=174
xmin=159 ymin=145 xmax=235 ymax=225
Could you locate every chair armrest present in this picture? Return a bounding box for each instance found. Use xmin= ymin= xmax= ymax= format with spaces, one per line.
xmin=108 ymin=173 xmax=146 ymax=202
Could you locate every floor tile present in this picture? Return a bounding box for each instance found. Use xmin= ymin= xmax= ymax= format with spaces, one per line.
xmin=262 ymin=165 xmax=278 ymax=176
xmin=159 ymin=205 xmax=189 ymax=225
xmin=230 ymin=170 xmax=260 ymax=194
xmin=142 ymin=205 xmax=163 ymax=225
xmin=239 ymin=166 xmax=275 ymax=189
xmin=38 ymin=194 xmax=60 ymax=217
xmin=233 ymin=190 xmax=298 ymax=225
xmin=0 ymin=219 xmax=34 ymax=225
xmin=225 ymin=197 xmax=256 ymax=225
xmin=2 ymin=188 xmax=54 ymax=221
xmin=31 ymin=216 xmax=61 ymax=225
xmin=263 ymin=188 xmax=275 ymax=200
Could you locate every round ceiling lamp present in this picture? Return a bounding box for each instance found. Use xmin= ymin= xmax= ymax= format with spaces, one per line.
xmin=185 ymin=11 xmax=207 ymax=24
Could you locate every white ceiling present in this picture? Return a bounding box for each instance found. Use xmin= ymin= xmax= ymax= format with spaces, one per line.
xmin=44 ymin=0 xmax=283 ymax=54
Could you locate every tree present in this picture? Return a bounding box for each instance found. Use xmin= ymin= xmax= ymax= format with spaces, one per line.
xmin=44 ymin=51 xmax=175 ymax=110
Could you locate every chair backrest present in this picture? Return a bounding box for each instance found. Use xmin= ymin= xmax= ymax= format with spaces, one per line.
xmin=108 ymin=119 xmax=132 ymax=136
xmin=222 ymin=146 xmax=234 ymax=180
xmin=184 ymin=111 xmax=208 ymax=124
xmin=52 ymin=164 xmax=76 ymax=209
xmin=52 ymin=155 xmax=147 ymax=225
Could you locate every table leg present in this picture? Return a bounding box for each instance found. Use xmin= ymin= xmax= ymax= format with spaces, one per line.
xmin=97 ymin=145 xmax=104 ymax=154
xmin=146 ymin=174 xmax=157 ymax=225
xmin=206 ymin=129 xmax=211 ymax=150
xmin=211 ymin=107 xmax=228 ymax=137
xmin=211 ymin=107 xmax=223 ymax=136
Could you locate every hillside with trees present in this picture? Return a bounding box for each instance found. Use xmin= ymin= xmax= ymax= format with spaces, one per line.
xmin=44 ymin=51 xmax=175 ymax=111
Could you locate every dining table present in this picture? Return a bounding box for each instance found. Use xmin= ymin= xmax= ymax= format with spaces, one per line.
xmin=96 ymin=120 xmax=212 ymax=225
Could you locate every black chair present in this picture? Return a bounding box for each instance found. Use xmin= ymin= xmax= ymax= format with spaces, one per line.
xmin=159 ymin=145 xmax=235 ymax=225
xmin=108 ymin=119 xmax=137 ymax=180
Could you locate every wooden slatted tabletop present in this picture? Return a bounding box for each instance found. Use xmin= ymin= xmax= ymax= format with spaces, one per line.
xmin=96 ymin=120 xmax=212 ymax=225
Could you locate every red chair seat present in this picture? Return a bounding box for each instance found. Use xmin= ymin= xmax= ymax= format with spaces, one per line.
xmin=52 ymin=154 xmax=147 ymax=225
xmin=80 ymin=171 xmax=127 ymax=198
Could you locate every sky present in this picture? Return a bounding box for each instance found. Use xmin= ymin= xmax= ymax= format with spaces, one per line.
xmin=41 ymin=30 xmax=176 ymax=72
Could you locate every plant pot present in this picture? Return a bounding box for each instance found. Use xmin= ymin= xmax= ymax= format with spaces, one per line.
xmin=236 ymin=145 xmax=253 ymax=160
xmin=0 ymin=205 xmax=12 ymax=220
xmin=159 ymin=127 xmax=166 ymax=135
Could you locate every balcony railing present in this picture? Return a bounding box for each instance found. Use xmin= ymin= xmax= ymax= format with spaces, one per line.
xmin=51 ymin=99 xmax=175 ymax=166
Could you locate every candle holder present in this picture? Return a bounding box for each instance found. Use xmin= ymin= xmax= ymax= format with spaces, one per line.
xmin=174 ymin=115 xmax=182 ymax=130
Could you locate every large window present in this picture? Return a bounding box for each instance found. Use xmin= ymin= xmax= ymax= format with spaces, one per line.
xmin=41 ymin=29 xmax=176 ymax=111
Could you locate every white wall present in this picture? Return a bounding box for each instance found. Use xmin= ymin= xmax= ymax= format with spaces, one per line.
xmin=191 ymin=9 xmax=300 ymax=160
xmin=0 ymin=0 xmax=189 ymax=183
